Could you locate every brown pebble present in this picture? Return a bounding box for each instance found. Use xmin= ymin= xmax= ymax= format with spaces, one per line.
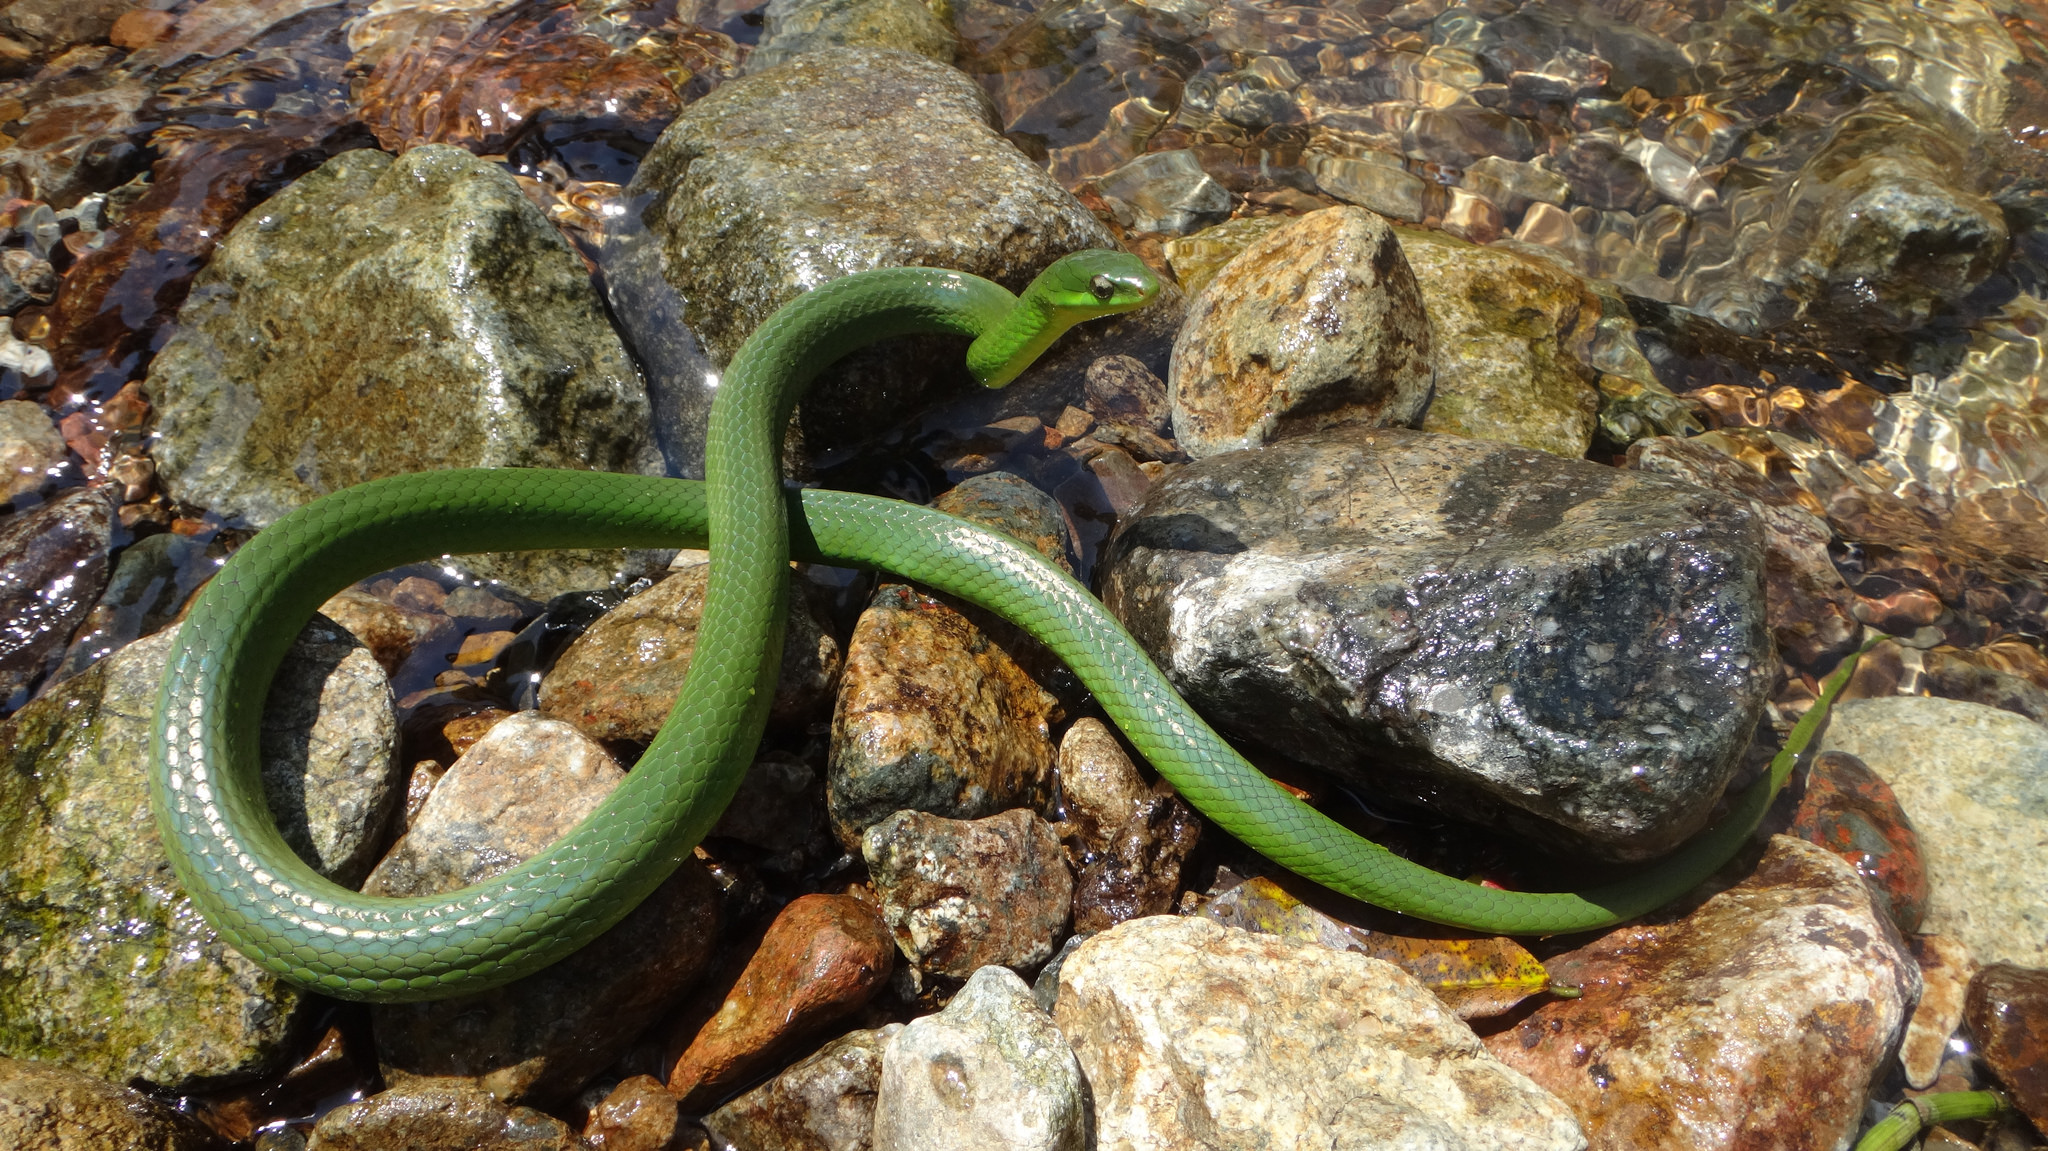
xmin=666 ymin=894 xmax=895 ymax=1111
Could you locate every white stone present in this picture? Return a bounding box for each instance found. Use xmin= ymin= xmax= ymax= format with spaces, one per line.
xmin=1050 ymin=916 xmax=1584 ymax=1151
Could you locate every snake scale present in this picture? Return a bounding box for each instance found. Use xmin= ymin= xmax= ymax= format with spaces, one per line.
xmin=150 ymin=250 xmax=1868 ymax=1001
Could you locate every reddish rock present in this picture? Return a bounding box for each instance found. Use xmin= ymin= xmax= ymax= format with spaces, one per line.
xmin=666 ymin=894 xmax=895 ymax=1112
xmin=1485 ymin=836 xmax=1919 ymax=1151
xmin=354 ymin=6 xmax=681 ymax=159
xmin=1787 ymin=750 xmax=1929 ymax=932
xmin=1965 ymin=963 xmax=2048 ymax=1135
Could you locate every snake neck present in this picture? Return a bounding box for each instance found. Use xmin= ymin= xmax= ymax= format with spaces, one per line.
xmin=965 ymin=292 xmax=1062 ymax=388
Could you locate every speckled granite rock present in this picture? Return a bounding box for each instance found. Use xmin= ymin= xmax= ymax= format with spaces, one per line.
xmin=702 ymin=1025 xmax=901 ymax=1151
xmin=1168 ymin=207 xmax=1432 ymax=460
xmin=0 ymin=622 xmax=395 ymax=1088
xmin=864 ymin=808 xmax=1074 ymax=981
xmin=828 ymin=582 xmax=1060 ymax=850
xmin=873 ymin=966 xmax=1085 ymax=1151
xmin=1052 ymin=916 xmax=1584 ymax=1151
xmin=148 ymin=144 xmax=663 ymax=600
xmin=1820 ymin=696 xmax=2048 ymax=967
xmin=1100 ymin=427 xmax=1774 ymax=861
xmin=0 ymin=400 xmax=66 ymax=503
xmin=1486 ymin=837 xmax=1921 ymax=1151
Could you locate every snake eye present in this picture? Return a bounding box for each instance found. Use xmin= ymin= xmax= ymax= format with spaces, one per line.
xmin=1088 ymin=274 xmax=1116 ymax=301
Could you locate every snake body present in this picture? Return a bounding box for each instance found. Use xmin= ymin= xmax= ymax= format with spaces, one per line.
xmin=151 ymin=251 xmax=1864 ymax=1001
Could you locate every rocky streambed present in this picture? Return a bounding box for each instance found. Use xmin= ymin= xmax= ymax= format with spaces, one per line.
xmin=1 ymin=1 xmax=2047 ymax=1149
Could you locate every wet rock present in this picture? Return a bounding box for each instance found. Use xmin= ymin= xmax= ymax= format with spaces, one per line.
xmin=751 ymin=0 xmax=957 ymax=73
xmin=54 ymin=529 xmax=236 ymax=681
xmin=0 ymin=1056 xmax=226 ymax=1151
xmin=0 ymin=622 xmax=393 ymax=1088
xmin=1069 ymin=793 xmax=1200 ymax=934
xmin=1487 ymin=837 xmax=1919 ymax=1151
xmin=931 ymin=471 xmax=1076 ymax=575
xmin=1197 ymin=874 xmax=1559 ymax=1021
xmin=316 ymin=585 xmax=452 ymax=681
xmin=1083 ymin=355 xmax=1171 ymax=437
xmin=1399 ymin=228 xmax=1603 ymax=458
xmin=1902 ymin=936 xmax=1979 ymax=1090
xmin=1746 ymin=97 xmax=2008 ymax=336
xmin=1964 ymin=963 xmax=2048 ymax=1134
xmin=1053 ymin=916 xmax=1584 ymax=1150
xmin=0 ymin=485 xmax=115 ymax=709
xmin=305 ymin=1082 xmax=579 ymax=1150
xmin=618 ymin=47 xmax=1117 ymax=469
xmin=1820 ymin=697 xmax=2048 ymax=966
xmin=148 ymin=145 xmax=660 ymax=600
xmin=1309 ymin=151 xmax=1428 ymax=222
xmin=873 ymin=966 xmax=1085 ymax=1151
xmin=1460 ymin=155 xmax=1570 ymax=225
xmin=352 ymin=6 xmax=683 ymax=164
xmin=1100 ymin=428 xmax=1774 ymax=861
xmin=1052 ymin=717 xmax=1149 ymax=853
xmin=863 ymin=808 xmax=1074 ymax=981
xmin=0 ymin=78 xmax=153 ymax=209
xmin=540 ymin=562 xmax=841 ymax=743
xmin=0 ymin=249 xmax=57 ymax=313
xmin=581 ymin=1074 xmax=683 ymax=1151
xmin=365 ymin=712 xmax=722 ymax=1105
xmin=667 ymin=894 xmax=896 ymax=1111
xmin=1169 ymin=206 xmax=1432 ymax=460
xmin=1627 ymin=433 xmax=1860 ymax=668
xmin=1785 ymin=749 xmax=1928 ymax=933
xmin=827 ymin=582 xmax=1059 ymax=850
xmin=708 ymin=752 xmax=828 ymax=877
xmin=701 ymin=1025 xmax=900 ymax=1151
xmin=1159 ymin=215 xmax=1294 ymax=300
xmin=0 ymin=400 xmax=67 ymax=504
xmin=1095 ymin=148 xmax=1233 ymax=235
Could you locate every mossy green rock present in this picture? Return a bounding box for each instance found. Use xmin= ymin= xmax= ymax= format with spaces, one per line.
xmin=0 ymin=623 xmax=399 ymax=1089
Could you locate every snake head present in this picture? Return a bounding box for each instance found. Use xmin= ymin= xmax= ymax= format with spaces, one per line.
xmin=1035 ymin=249 xmax=1162 ymax=319
xmin=968 ymin=249 xmax=1162 ymax=387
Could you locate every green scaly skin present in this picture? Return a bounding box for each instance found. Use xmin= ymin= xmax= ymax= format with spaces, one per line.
xmin=151 ymin=250 xmax=1872 ymax=1001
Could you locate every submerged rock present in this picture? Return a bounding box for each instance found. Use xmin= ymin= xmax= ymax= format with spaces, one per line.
xmin=1100 ymin=428 xmax=1774 ymax=860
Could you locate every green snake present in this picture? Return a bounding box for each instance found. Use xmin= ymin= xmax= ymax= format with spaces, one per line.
xmin=151 ymin=250 xmax=1870 ymax=1001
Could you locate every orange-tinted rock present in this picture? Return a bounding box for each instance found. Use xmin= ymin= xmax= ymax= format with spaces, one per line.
xmin=1485 ymin=837 xmax=1918 ymax=1151
xmin=582 ymin=1075 xmax=683 ymax=1151
xmin=666 ymin=894 xmax=895 ymax=1112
